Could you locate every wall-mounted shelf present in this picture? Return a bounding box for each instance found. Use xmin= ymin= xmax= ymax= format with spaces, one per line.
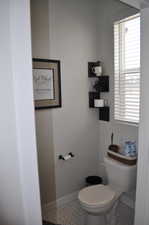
xmin=88 ymin=61 xmax=101 ymax=77
xmin=88 ymin=61 xmax=110 ymax=122
xmin=96 ymin=76 xmax=109 ymax=92
xmin=89 ymin=92 xmax=100 ymax=108
xmin=99 ymin=106 xmax=110 ymax=121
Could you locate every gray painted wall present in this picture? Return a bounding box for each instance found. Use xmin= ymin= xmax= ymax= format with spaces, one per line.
xmin=31 ymin=0 xmax=99 ymax=203
xmin=49 ymin=0 xmax=100 ymax=200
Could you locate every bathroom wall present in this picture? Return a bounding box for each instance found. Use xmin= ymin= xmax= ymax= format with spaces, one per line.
xmin=31 ymin=0 xmax=99 ymax=203
xmin=96 ymin=0 xmax=139 ymax=178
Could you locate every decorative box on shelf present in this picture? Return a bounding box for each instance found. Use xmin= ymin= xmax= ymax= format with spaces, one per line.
xmin=88 ymin=61 xmax=110 ymax=122
xmin=89 ymin=92 xmax=100 ymax=108
xmin=88 ymin=61 xmax=101 ymax=77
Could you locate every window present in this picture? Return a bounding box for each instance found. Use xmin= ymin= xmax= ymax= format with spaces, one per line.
xmin=114 ymin=14 xmax=140 ymax=124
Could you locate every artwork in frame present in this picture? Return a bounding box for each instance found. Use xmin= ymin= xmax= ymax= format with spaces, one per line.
xmin=33 ymin=58 xmax=62 ymax=109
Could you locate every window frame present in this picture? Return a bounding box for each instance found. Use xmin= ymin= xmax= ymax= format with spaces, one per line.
xmin=114 ymin=13 xmax=140 ymax=126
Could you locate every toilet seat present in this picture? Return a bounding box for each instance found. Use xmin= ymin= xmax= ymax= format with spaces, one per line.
xmin=78 ymin=184 xmax=116 ymax=208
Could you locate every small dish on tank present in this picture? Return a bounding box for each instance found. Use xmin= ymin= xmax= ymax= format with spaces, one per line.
xmin=107 ymin=150 xmax=137 ymax=166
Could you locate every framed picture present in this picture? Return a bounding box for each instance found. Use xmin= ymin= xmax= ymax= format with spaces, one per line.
xmin=33 ymin=58 xmax=62 ymax=109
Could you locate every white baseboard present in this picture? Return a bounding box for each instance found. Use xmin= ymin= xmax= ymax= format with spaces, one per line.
xmin=42 ymin=191 xmax=78 ymax=213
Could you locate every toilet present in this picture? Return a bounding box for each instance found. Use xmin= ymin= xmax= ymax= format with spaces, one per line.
xmin=78 ymin=156 xmax=137 ymax=225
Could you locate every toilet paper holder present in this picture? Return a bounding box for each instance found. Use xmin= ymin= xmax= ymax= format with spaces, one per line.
xmin=59 ymin=152 xmax=74 ymax=160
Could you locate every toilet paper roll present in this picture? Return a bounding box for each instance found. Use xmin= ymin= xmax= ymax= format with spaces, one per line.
xmin=92 ymin=66 xmax=102 ymax=76
xmin=63 ymin=155 xmax=71 ymax=160
xmin=94 ymin=99 xmax=104 ymax=107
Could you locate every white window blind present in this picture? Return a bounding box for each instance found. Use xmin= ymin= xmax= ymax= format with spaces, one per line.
xmin=114 ymin=14 xmax=140 ymax=124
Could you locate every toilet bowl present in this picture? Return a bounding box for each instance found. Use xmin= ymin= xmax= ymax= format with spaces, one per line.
xmin=78 ymin=184 xmax=120 ymax=214
xmin=78 ymin=156 xmax=137 ymax=225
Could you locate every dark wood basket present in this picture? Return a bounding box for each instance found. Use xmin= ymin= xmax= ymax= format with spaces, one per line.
xmin=107 ymin=150 xmax=137 ymax=166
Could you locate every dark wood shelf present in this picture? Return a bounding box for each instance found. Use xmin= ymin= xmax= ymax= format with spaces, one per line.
xmin=88 ymin=61 xmax=100 ymax=77
xmin=98 ymin=76 xmax=109 ymax=92
xmin=89 ymin=92 xmax=100 ymax=108
xmin=88 ymin=61 xmax=110 ymax=122
xmin=92 ymin=76 xmax=109 ymax=92
xmin=99 ymin=106 xmax=110 ymax=121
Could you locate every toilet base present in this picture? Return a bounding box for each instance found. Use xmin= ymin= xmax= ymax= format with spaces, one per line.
xmin=86 ymin=213 xmax=107 ymax=225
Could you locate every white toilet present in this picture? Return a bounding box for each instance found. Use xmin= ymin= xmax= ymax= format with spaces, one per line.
xmin=78 ymin=156 xmax=137 ymax=225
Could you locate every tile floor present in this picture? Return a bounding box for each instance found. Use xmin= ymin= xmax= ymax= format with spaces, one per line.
xmin=43 ymin=199 xmax=134 ymax=225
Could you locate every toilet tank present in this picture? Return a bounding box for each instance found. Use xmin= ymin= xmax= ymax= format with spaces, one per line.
xmin=104 ymin=156 xmax=137 ymax=193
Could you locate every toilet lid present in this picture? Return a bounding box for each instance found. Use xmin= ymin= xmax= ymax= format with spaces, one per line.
xmin=78 ymin=185 xmax=115 ymax=207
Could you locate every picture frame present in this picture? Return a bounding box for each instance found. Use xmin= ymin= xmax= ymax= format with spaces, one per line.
xmin=32 ymin=58 xmax=62 ymax=109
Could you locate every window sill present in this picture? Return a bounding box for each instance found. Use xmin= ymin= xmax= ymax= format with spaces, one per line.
xmin=114 ymin=119 xmax=139 ymax=127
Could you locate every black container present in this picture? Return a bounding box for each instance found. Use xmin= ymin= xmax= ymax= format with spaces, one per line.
xmin=86 ymin=176 xmax=103 ymax=186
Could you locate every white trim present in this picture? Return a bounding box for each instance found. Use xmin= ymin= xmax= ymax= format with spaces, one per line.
xmin=135 ymin=8 xmax=149 ymax=225
xmin=114 ymin=13 xmax=140 ymax=24
xmin=9 ymin=1 xmax=42 ymax=224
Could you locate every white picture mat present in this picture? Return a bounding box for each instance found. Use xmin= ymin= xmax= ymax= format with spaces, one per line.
xmin=33 ymin=69 xmax=54 ymax=100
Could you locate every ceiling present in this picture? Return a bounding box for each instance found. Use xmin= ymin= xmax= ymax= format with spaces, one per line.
xmin=120 ymin=0 xmax=149 ymax=9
